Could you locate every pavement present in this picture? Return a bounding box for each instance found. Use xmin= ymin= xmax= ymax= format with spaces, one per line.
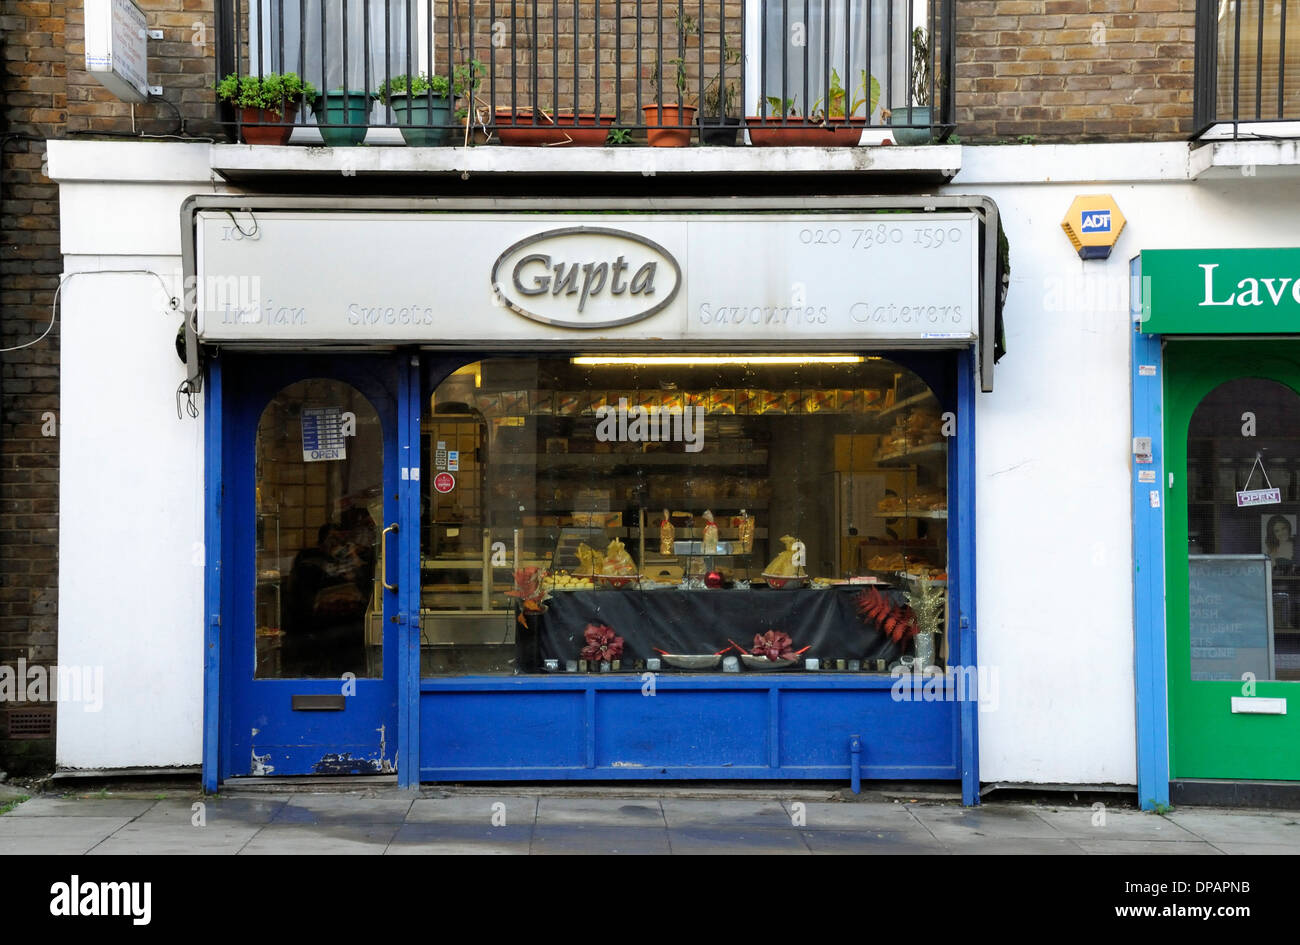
xmin=4 ymin=786 xmax=1300 ymax=854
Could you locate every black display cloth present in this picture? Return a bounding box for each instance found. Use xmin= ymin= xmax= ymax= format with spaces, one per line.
xmin=517 ymin=586 xmax=910 ymax=670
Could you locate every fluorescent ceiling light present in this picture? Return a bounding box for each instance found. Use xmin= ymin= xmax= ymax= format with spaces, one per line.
xmin=570 ymin=355 xmax=866 ymax=366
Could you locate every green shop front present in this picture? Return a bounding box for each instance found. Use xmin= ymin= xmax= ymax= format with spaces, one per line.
xmin=188 ymin=196 xmax=1000 ymax=799
xmin=1136 ymin=248 xmax=1300 ymax=806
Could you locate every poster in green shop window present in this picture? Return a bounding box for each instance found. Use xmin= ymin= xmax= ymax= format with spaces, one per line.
xmin=1188 ymin=555 xmax=1275 ymax=680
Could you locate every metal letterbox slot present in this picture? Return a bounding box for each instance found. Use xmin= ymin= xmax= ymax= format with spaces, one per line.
xmin=292 ymin=695 xmax=346 ymax=711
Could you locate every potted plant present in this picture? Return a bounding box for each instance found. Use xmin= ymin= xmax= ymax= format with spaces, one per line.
xmin=312 ymin=87 xmax=373 ymax=146
xmin=380 ymin=60 xmax=484 ymax=147
xmin=748 ymin=69 xmax=879 ymax=146
xmin=888 ymin=27 xmax=934 ymax=145
xmin=698 ymin=39 xmax=742 ymax=146
xmin=642 ymin=10 xmax=697 ymax=147
xmin=216 ymin=72 xmax=315 ymax=146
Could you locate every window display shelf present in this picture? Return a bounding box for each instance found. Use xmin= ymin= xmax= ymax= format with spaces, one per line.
xmin=870 ymin=510 xmax=947 ymax=520
xmin=495 ymin=451 xmax=769 ymax=467
xmin=875 ymin=442 xmax=947 ymax=465
xmin=875 ymin=391 xmax=940 ymax=423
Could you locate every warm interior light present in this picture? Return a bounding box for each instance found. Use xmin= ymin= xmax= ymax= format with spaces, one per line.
xmin=569 ymin=355 xmax=866 ymax=366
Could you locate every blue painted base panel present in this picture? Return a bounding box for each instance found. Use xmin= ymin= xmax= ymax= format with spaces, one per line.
xmin=418 ymin=676 xmax=961 ymax=782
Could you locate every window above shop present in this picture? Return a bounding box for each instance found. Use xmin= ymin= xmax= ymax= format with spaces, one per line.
xmin=418 ymin=353 xmax=952 ymax=678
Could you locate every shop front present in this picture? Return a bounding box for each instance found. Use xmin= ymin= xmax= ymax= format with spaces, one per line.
xmin=190 ymin=196 xmax=998 ymax=801
xmin=1136 ymin=248 xmax=1300 ymax=805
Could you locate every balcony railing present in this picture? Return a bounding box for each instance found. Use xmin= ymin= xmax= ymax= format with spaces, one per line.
xmin=214 ymin=0 xmax=954 ymax=146
xmin=1195 ymin=0 xmax=1300 ymax=135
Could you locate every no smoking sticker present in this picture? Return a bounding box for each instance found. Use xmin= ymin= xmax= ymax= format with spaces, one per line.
xmin=434 ymin=472 xmax=456 ymax=494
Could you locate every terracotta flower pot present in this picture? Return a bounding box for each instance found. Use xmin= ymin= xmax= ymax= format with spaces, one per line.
xmin=642 ymin=104 xmax=697 ymax=147
xmin=745 ymin=116 xmax=867 ymax=147
xmin=494 ymin=109 xmax=615 ymax=146
xmin=238 ymin=104 xmax=297 ymax=145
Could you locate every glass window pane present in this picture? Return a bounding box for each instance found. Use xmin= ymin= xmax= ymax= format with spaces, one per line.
xmin=255 ymin=379 xmax=384 ymax=679
xmin=1187 ymin=377 xmax=1300 ymax=682
xmin=1216 ymin=0 xmax=1300 ymax=121
xmin=420 ymin=356 xmax=948 ymax=677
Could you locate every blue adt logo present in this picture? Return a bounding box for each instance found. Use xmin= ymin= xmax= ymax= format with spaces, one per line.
xmin=1080 ymin=210 xmax=1111 ymax=233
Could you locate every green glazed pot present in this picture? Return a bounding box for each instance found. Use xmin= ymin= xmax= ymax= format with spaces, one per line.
xmin=888 ymin=106 xmax=933 ymax=146
xmin=389 ymin=93 xmax=453 ymax=147
xmin=313 ymin=90 xmax=370 ymax=146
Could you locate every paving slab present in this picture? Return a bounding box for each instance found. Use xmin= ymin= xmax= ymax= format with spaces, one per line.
xmin=386 ymin=821 xmax=533 ymax=854
xmin=535 ymin=797 xmax=664 ymax=827
xmin=787 ymin=800 xmax=931 ymax=831
xmin=136 ymin=797 xmax=287 ymax=826
xmin=942 ymin=837 xmax=1088 ymax=855
xmin=1071 ymin=838 xmax=1224 ymax=855
xmin=800 ymin=828 xmax=951 ymax=854
xmin=908 ymin=805 xmax=1061 ymax=841
xmin=272 ymin=794 xmax=413 ymax=824
xmin=1210 ymin=842 xmax=1300 ymax=855
xmin=1163 ymin=810 xmax=1300 ymax=845
xmin=5 ymin=796 xmax=157 ymax=818
xmin=530 ymin=824 xmax=671 ymax=854
xmin=0 ymin=815 xmax=136 ymax=855
xmin=407 ymin=795 xmax=538 ymax=824
xmin=666 ymin=825 xmax=810 ymax=854
xmin=86 ymin=823 xmax=260 ymax=855
xmin=239 ymin=824 xmax=400 ymax=854
xmin=660 ymin=798 xmax=792 ymax=829
xmin=1031 ymin=807 xmax=1201 ymax=841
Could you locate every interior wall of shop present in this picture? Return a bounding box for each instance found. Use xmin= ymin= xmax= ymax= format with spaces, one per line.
xmin=948 ymin=147 xmax=1300 ymax=786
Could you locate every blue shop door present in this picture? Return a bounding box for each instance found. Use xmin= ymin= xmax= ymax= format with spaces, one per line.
xmin=226 ymin=355 xmax=408 ymax=778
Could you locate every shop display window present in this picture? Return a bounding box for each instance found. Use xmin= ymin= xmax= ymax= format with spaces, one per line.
xmin=253 ymin=379 xmax=386 ymax=679
xmin=1187 ymin=377 xmax=1300 ymax=682
xmin=419 ymin=355 xmax=948 ymax=676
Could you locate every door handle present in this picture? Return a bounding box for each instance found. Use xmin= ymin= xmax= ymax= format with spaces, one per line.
xmin=381 ymin=522 xmax=399 ymax=593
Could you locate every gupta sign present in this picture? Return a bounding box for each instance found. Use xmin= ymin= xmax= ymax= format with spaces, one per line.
xmin=491 ymin=226 xmax=682 ymax=329
xmin=1140 ymin=248 xmax=1300 ymax=334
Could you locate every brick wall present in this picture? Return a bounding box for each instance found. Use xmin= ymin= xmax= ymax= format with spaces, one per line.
xmin=0 ymin=0 xmax=213 ymax=776
xmin=954 ymin=0 xmax=1197 ymax=141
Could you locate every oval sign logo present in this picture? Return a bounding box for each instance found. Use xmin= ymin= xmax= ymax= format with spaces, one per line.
xmin=491 ymin=226 xmax=682 ymax=329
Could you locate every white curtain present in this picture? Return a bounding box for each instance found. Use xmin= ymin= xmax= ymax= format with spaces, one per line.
xmin=250 ymin=0 xmax=424 ymax=94
xmin=762 ymin=0 xmax=915 ymax=119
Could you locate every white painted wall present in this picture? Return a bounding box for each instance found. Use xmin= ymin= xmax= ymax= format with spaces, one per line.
xmin=47 ymin=140 xmax=1300 ymax=783
xmin=55 ymin=263 xmax=205 ymax=768
xmin=50 ymin=141 xmax=221 ymax=769
xmin=949 ymin=149 xmax=1300 ymax=784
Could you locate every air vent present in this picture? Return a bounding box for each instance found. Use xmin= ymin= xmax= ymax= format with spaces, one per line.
xmin=7 ymin=709 xmax=54 ymax=739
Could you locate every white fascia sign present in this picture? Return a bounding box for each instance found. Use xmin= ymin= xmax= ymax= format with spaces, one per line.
xmin=84 ymin=0 xmax=150 ymax=104
xmin=195 ymin=211 xmax=981 ymax=347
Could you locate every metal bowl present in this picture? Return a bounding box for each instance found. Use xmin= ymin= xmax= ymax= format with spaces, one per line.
xmin=761 ymin=573 xmax=808 ymax=589
xmin=660 ymin=654 xmax=723 ymax=670
xmin=741 ymin=654 xmax=799 ymax=670
xmin=595 ymin=573 xmax=640 ymax=588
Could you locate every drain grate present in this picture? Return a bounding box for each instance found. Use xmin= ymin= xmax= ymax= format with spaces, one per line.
xmin=6 ymin=709 xmax=54 ymax=739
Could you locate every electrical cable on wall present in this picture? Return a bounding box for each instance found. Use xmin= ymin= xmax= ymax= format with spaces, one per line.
xmin=4 ymin=269 xmax=198 ymax=419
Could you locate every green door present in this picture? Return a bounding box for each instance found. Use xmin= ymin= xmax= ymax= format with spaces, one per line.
xmin=1166 ymin=340 xmax=1300 ymax=779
